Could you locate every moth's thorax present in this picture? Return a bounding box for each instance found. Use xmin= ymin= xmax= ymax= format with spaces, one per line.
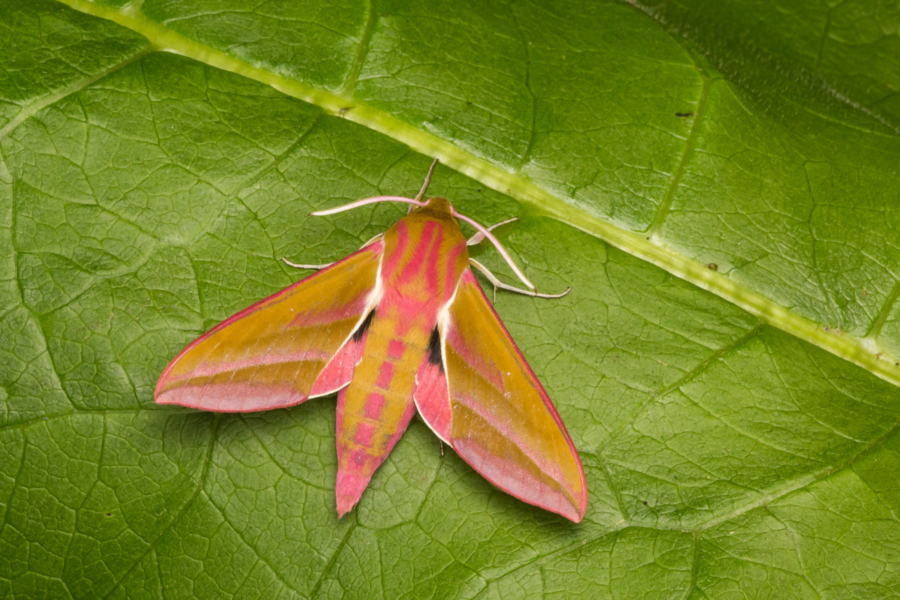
xmin=378 ymin=198 xmax=469 ymax=331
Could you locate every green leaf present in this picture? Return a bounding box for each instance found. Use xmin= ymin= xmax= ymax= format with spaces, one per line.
xmin=2 ymin=0 xmax=899 ymax=597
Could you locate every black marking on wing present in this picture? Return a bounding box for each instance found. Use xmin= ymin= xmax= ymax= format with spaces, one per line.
xmin=427 ymin=327 xmax=443 ymax=371
xmin=352 ymin=310 xmax=376 ymax=342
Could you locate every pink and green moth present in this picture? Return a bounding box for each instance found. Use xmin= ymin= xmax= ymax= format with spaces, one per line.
xmin=155 ymin=160 xmax=588 ymax=522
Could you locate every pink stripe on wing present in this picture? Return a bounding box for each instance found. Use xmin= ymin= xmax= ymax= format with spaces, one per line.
xmin=446 ymin=324 xmax=504 ymax=391
xmin=157 ymin=382 xmax=307 ymax=413
xmin=286 ymin=298 xmax=369 ymax=328
xmin=452 ymin=389 xmax=566 ymax=493
xmin=177 ymin=350 xmax=332 ymax=380
xmin=453 ymin=437 xmax=577 ymax=522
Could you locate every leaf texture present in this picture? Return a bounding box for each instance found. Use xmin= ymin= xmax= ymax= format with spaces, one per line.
xmin=2 ymin=0 xmax=900 ymax=597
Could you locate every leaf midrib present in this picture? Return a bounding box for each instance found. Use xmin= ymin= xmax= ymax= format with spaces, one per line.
xmin=41 ymin=0 xmax=900 ymax=390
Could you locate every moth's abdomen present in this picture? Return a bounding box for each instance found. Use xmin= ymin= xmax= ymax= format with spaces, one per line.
xmin=333 ymin=312 xmax=430 ymax=516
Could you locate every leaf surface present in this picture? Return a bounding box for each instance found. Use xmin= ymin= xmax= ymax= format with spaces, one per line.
xmin=2 ymin=0 xmax=900 ymax=597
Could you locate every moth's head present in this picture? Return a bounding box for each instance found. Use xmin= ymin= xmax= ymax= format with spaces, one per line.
xmin=418 ymin=197 xmax=454 ymax=215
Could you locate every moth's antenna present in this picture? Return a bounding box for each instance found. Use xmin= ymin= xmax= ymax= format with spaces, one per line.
xmin=452 ymin=210 xmax=535 ymax=290
xmin=313 ymin=159 xmax=440 ymax=217
xmin=310 ymin=195 xmax=425 ymax=216
xmin=414 ymin=158 xmax=440 ymax=204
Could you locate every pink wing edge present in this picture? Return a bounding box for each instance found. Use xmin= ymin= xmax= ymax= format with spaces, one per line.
xmin=154 ymin=242 xmax=382 ymax=412
xmin=414 ymin=269 xmax=588 ymax=523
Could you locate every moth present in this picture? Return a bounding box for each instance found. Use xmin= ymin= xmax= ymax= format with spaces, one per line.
xmin=155 ymin=161 xmax=587 ymax=522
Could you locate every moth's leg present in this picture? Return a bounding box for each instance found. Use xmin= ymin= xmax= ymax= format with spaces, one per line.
xmin=410 ymin=158 xmax=440 ymax=212
xmin=281 ymin=258 xmax=334 ymax=270
xmin=469 ymin=259 xmax=570 ymax=302
xmin=283 ymin=233 xmax=384 ymax=270
xmin=467 ymin=217 xmax=519 ymax=246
